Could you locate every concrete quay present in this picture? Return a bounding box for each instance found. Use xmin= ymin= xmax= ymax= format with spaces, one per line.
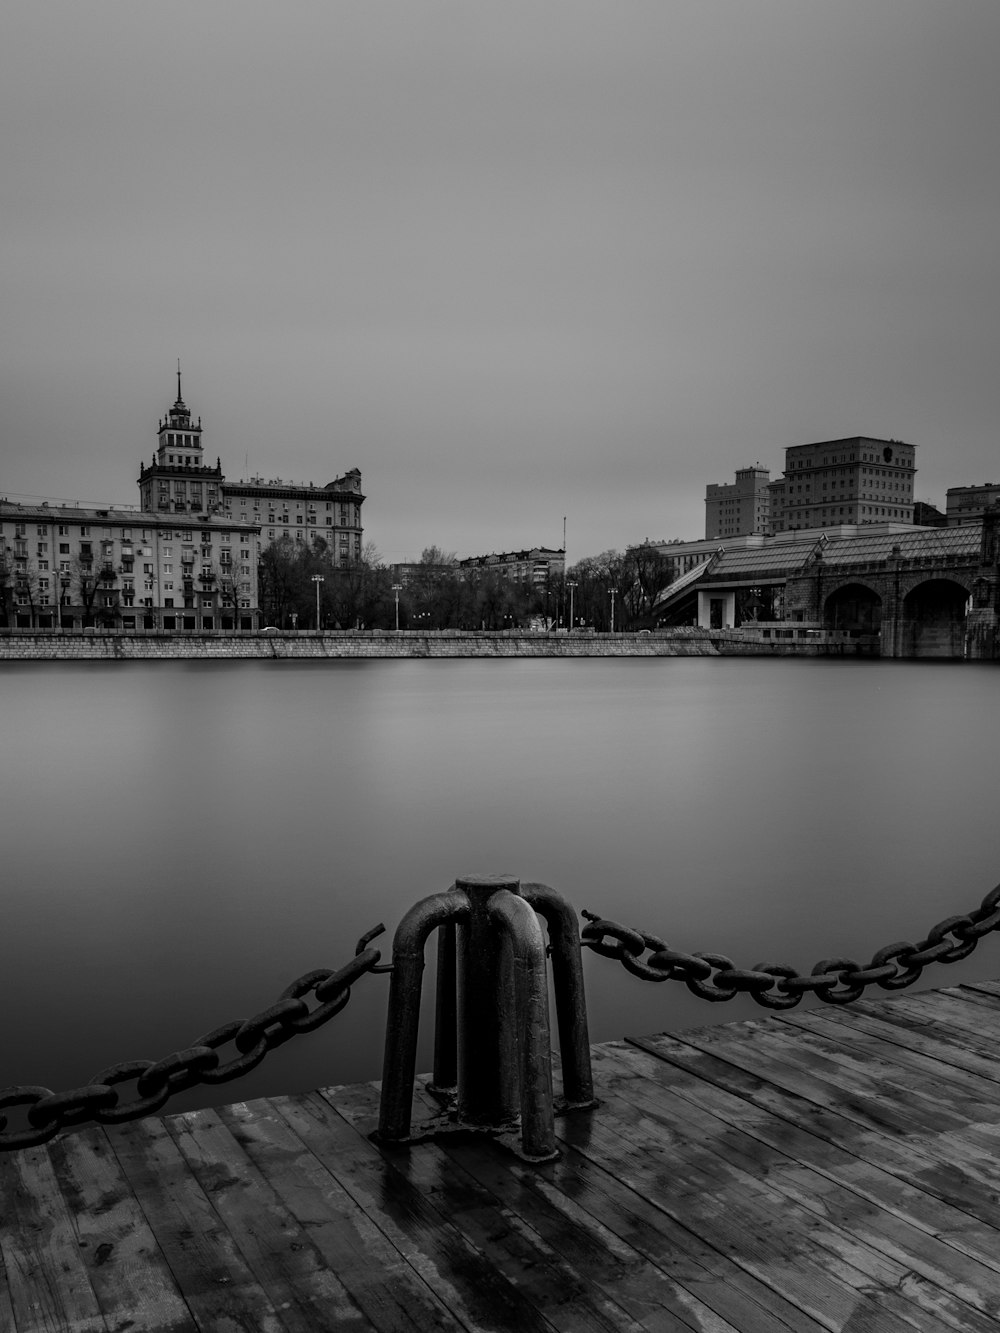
xmin=0 ymin=627 xmax=875 ymax=661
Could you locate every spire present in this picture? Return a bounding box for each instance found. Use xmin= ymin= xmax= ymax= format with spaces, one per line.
xmin=176 ymin=358 xmax=183 ymax=406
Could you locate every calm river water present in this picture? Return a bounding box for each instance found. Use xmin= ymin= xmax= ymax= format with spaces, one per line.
xmin=3 ymin=656 xmax=999 ymax=1112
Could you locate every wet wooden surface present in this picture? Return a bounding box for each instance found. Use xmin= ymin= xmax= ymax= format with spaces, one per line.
xmin=5 ymin=981 xmax=1000 ymax=1331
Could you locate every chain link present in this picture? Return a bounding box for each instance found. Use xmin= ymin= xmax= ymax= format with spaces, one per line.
xmin=0 ymin=925 xmax=387 ymax=1151
xmin=581 ymin=882 xmax=1000 ymax=1011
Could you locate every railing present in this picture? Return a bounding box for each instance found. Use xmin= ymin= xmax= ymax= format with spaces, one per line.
xmin=3 ymin=874 xmax=999 ymax=1161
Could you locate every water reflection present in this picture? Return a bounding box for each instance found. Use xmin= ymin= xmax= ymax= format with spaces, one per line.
xmin=2 ymin=657 xmax=998 ymax=1112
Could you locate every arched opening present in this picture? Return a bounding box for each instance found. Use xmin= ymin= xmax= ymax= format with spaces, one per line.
xmin=823 ymin=583 xmax=882 ymax=633
xmin=901 ymin=579 xmax=969 ymax=657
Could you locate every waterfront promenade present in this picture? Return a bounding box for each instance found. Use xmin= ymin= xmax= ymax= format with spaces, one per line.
xmin=6 ymin=979 xmax=1000 ymax=1331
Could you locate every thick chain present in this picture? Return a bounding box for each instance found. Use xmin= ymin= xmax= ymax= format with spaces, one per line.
xmin=581 ymin=883 xmax=1000 ymax=1009
xmin=0 ymin=925 xmax=387 ymax=1152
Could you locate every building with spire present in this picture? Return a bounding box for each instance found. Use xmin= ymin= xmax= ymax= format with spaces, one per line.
xmin=138 ymin=365 xmax=224 ymax=516
xmin=138 ymin=368 xmax=365 ymax=567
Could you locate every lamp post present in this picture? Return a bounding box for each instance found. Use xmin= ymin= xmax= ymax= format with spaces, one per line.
xmin=609 ymin=586 xmax=616 ymax=633
xmin=566 ymin=580 xmax=577 ymax=631
xmin=311 ymin=574 xmax=324 ymax=630
xmin=392 ymin=584 xmax=403 ymax=631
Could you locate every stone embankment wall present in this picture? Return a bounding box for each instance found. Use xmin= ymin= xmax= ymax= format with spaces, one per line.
xmin=0 ymin=630 xmax=719 ymax=660
xmin=0 ymin=629 xmax=875 ymax=660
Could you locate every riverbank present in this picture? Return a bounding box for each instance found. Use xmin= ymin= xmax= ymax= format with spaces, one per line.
xmin=0 ymin=627 xmax=873 ymax=659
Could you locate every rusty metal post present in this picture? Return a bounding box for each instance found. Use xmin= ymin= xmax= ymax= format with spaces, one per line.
xmin=454 ymin=876 xmax=521 ymax=1129
xmin=377 ymin=876 xmax=593 ymax=1160
xmin=378 ymin=890 xmax=468 ymax=1143
xmin=521 ymin=881 xmax=595 ymax=1109
xmin=488 ymin=890 xmax=557 ymax=1160
xmin=429 ymin=922 xmax=457 ymax=1096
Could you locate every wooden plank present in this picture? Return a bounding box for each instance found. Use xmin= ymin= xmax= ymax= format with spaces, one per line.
xmin=276 ymin=1088 xmax=556 ymax=1333
xmin=935 ymin=984 xmax=1000 ymax=1010
xmin=879 ymin=988 xmax=1000 ymax=1035
xmin=584 ymin=1043 xmax=998 ymax=1333
xmin=628 ymin=1030 xmax=1000 ymax=1230
xmin=401 ymin=1079 xmax=827 ymax=1333
xmin=801 ymin=1001 xmax=1000 ymax=1086
xmin=107 ymin=1114 xmax=291 ymax=1332
xmin=775 ymin=1006 xmax=1000 ymax=1096
xmin=0 ymin=1143 xmax=107 ymax=1333
xmin=760 ymin=1011 xmax=1000 ymax=1132
xmin=332 ymin=1078 xmax=727 ymax=1333
xmin=47 ymin=1126 xmax=195 ymax=1332
xmin=961 ymin=980 xmax=1000 ymax=1000
xmin=624 ymin=1029 xmax=1000 ymax=1283
xmin=601 ymin=1040 xmax=1000 ymax=1326
xmin=215 ymin=1096 xmax=467 ymax=1333
xmin=0 ymin=1243 xmax=19 ymax=1333
xmin=163 ymin=1105 xmax=370 ymax=1333
xmin=553 ymin=1057 xmax=927 ymax=1333
xmin=675 ymin=1017 xmax=1000 ymax=1164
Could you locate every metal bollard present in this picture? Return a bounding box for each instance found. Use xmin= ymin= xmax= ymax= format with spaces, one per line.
xmin=376 ymin=876 xmax=595 ymax=1162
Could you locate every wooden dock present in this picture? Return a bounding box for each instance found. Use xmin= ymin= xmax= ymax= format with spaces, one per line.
xmin=6 ymin=980 xmax=1000 ymax=1331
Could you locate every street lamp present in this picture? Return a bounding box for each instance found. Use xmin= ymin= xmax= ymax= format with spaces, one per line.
xmin=311 ymin=574 xmax=324 ymax=630
xmin=566 ymin=580 xmax=577 ymax=631
xmin=609 ymin=586 xmax=616 ymax=633
xmin=392 ymin=584 xmax=403 ymax=631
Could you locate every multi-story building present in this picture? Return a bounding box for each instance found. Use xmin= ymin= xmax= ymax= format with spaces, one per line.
xmin=704 ymin=465 xmax=771 ymax=539
xmin=223 ymin=472 xmax=363 ymax=567
xmin=139 ymin=372 xmax=365 ymax=566
xmin=0 ymin=500 xmax=260 ymax=631
xmin=945 ymin=484 xmax=1000 ymax=526
xmin=455 ymin=547 xmax=565 ymax=585
xmin=768 ymin=437 xmax=916 ymax=533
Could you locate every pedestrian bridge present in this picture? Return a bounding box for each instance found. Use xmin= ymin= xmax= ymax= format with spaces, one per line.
xmin=653 ymin=517 xmax=1000 ymax=659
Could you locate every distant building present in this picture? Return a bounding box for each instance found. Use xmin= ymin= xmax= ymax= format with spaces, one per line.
xmin=0 ymin=500 xmax=260 ymax=631
xmin=768 ymin=436 xmax=916 ymax=533
xmin=139 ymin=371 xmax=365 ymax=566
xmin=945 ymin=484 xmax=1000 ymax=526
xmin=912 ymin=500 xmax=947 ymax=527
xmin=456 ymin=547 xmax=565 ymax=585
xmin=389 ymin=560 xmax=456 ymax=588
xmin=704 ymin=465 xmax=771 ymax=539
xmin=224 ymin=471 xmax=363 ymax=567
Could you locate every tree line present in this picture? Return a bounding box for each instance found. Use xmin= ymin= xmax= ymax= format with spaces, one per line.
xmin=258 ymin=538 xmax=678 ymax=631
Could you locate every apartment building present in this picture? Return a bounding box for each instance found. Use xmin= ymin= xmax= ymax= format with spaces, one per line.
xmin=704 ymin=465 xmax=771 ymax=539
xmin=455 ymin=547 xmax=565 ymax=584
xmin=0 ymin=501 xmax=260 ymax=631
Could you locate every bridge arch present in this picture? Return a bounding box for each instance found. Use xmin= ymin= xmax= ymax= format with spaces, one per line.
xmin=900 ymin=578 xmax=969 ymax=657
xmin=823 ymin=582 xmax=882 ymax=633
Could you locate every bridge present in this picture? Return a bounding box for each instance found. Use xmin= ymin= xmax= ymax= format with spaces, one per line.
xmin=653 ymin=513 xmax=1000 ymax=659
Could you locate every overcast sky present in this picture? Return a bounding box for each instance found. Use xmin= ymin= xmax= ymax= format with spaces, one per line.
xmin=3 ymin=2 xmax=999 ymax=563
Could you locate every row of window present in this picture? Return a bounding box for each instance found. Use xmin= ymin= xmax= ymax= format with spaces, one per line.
xmin=788 ymin=455 xmax=914 ymax=470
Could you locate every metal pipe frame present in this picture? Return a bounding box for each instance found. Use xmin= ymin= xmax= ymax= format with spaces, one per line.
xmin=375 ymin=877 xmax=594 ymax=1162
